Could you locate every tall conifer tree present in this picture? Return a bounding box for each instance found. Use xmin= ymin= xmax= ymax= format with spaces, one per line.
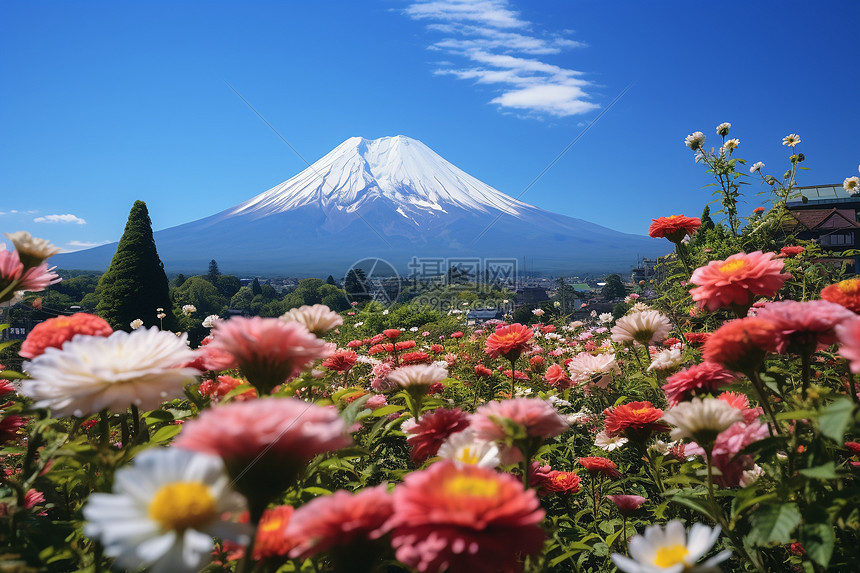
xmin=96 ymin=201 xmax=177 ymax=331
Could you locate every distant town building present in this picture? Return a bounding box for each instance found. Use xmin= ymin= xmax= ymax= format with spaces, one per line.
xmin=786 ymin=183 xmax=860 ymax=270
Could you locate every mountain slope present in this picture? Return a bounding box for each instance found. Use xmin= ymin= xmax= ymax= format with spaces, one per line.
xmin=55 ymin=136 xmax=668 ymax=276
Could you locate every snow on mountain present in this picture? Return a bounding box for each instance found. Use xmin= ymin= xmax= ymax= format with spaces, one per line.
xmin=54 ymin=135 xmax=669 ymax=275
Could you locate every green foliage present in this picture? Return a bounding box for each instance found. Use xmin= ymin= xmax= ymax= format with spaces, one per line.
xmin=95 ymin=201 xmax=177 ymax=331
xmin=601 ymin=274 xmax=626 ymax=299
xmin=171 ymin=276 xmax=227 ymax=317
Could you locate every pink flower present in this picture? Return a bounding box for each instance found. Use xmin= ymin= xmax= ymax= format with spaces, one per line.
xmin=606 ymin=494 xmax=646 ymax=514
xmin=472 ymin=398 xmax=569 ymax=442
xmin=388 ymin=461 xmax=545 ymax=573
xmin=835 ymin=316 xmax=860 ymax=374
xmin=175 ymin=398 xmax=350 ymax=521
xmin=288 ymin=485 xmax=394 ymax=562
xmin=717 ymin=391 xmax=763 ymax=423
xmin=755 ymin=300 xmax=854 ymax=355
xmin=689 ymin=251 xmax=791 ymax=312
xmin=662 ymin=362 xmax=737 ymax=406
xmin=208 ymin=317 xmax=332 ymax=394
xmin=19 ymin=313 xmax=113 ymax=359
xmin=687 ymin=420 xmax=769 ymax=486
xmin=366 ymin=394 xmax=387 ymax=409
xmin=404 ymin=407 xmax=471 ymax=464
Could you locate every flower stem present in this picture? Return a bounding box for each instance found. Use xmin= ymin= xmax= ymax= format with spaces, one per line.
xmin=747 ymin=369 xmax=781 ymax=436
xmin=237 ymin=523 xmax=259 ymax=573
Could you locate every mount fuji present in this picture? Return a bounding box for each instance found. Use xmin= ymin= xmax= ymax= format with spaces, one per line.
xmin=55 ymin=136 xmax=668 ymax=276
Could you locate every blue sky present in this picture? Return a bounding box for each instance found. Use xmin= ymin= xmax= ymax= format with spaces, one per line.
xmin=2 ymin=0 xmax=859 ymax=253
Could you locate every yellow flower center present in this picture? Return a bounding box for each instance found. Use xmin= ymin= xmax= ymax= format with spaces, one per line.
xmin=719 ymin=259 xmax=746 ymax=274
xmin=630 ymin=407 xmax=651 ymax=416
xmin=260 ymin=514 xmax=286 ymax=533
xmin=148 ymin=481 xmax=217 ymax=531
xmin=456 ymin=447 xmax=481 ymax=465
xmin=653 ymin=544 xmax=690 ymax=567
xmin=838 ymin=279 xmax=860 ymax=293
xmin=444 ymin=475 xmax=500 ymax=498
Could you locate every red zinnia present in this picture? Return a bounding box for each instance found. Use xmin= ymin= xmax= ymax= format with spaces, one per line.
xmin=577 ymin=456 xmax=621 ymax=479
xmin=502 ymin=369 xmax=529 ymax=381
xmin=450 ymin=331 xmax=464 ymax=339
xmin=779 ymin=245 xmax=805 ymax=257
xmin=474 ymin=364 xmax=493 ymax=378
xmin=662 ymin=362 xmax=736 ymax=406
xmin=388 ymin=461 xmax=545 ymax=573
xmin=430 ymin=344 xmax=445 ymax=354
xmin=383 ymin=329 xmax=402 ymax=340
xmin=485 ymin=323 xmax=533 ymax=361
xmin=703 ymin=317 xmax=778 ymax=373
xmin=602 ymin=401 xmax=669 ymax=439
xmin=822 ymin=278 xmax=860 ymax=313
xmin=254 ymin=505 xmax=297 ymax=560
xmin=544 ymin=363 xmax=571 ymax=387
xmin=648 ymin=215 xmax=702 ymax=243
xmin=606 ymin=494 xmax=646 ymax=515
xmin=199 ymin=375 xmax=257 ymax=402
xmin=530 ymin=463 xmax=581 ymax=496
xmin=401 ymin=351 xmax=432 ymax=365
xmin=322 ymin=350 xmax=359 ymax=372
xmin=683 ymin=332 xmax=711 ymax=346
xmin=404 ymin=407 xmax=471 ymax=464
xmin=19 ymin=313 xmax=112 ymax=359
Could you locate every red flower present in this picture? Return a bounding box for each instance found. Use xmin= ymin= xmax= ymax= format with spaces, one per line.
xmin=430 ymin=344 xmax=445 ymax=354
xmin=845 ymin=441 xmax=860 ymax=454
xmin=606 ymin=494 xmax=646 ymax=515
xmin=288 ymin=485 xmax=393 ymax=562
xmin=577 ymin=456 xmax=621 ymax=479
xmin=396 ymin=340 xmax=417 ymax=351
xmin=450 ymin=331 xmax=464 ymax=339
xmin=544 ymin=363 xmax=571 ymax=387
xmin=321 ymin=350 xmax=359 ymax=372
xmin=19 ymin=313 xmax=112 ymax=359
xmin=779 ymin=245 xmax=805 ymax=257
xmin=383 ymin=329 xmax=402 ymax=340
xmin=199 ymin=375 xmax=257 ymax=402
xmin=485 ymin=323 xmax=533 ymax=361
xmin=541 ymin=325 xmax=556 ymax=334
xmin=401 ymin=351 xmax=432 ymax=365
xmin=602 ymin=401 xmax=668 ymax=439
xmin=662 ymin=362 xmax=736 ymax=406
xmin=368 ymin=334 xmax=386 ymax=345
xmin=0 ymin=413 xmax=26 ymax=444
xmin=528 ymin=355 xmax=546 ymax=372
xmin=254 ymin=505 xmax=297 ymax=560
xmin=689 ymin=251 xmax=791 ymax=313
xmin=404 ymin=407 xmax=471 ymax=464
xmin=502 ymin=369 xmax=529 ymax=380
xmin=703 ymin=318 xmax=778 ymax=373
xmin=428 ymin=382 xmax=445 ymax=395
xmin=530 ymin=463 xmax=581 ymax=496
xmin=683 ymin=332 xmax=711 ymax=346
xmin=822 ymin=278 xmax=860 ymax=313
xmin=648 ymin=215 xmax=702 ymax=243
xmin=474 ymin=364 xmax=493 ymax=378
xmin=368 ymin=344 xmax=387 ymax=355
xmin=346 ymin=339 xmax=364 ymax=348
xmin=388 ymin=461 xmax=545 ymax=573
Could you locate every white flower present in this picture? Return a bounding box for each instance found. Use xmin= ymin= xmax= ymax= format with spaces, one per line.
xmin=202 ymin=314 xmax=220 ymax=328
xmin=567 ymin=352 xmax=619 ymax=387
xmin=532 ymin=308 xmax=545 ymax=316
xmin=661 ymin=398 xmax=744 ymax=443
xmin=4 ymin=231 xmax=61 ymax=264
xmin=181 ymin=304 xmax=197 ymax=317
xmin=22 ymin=327 xmax=200 ymax=417
xmin=130 ymin=319 xmax=144 ymax=330
xmin=566 ymin=410 xmax=592 ymax=424
xmin=611 ymin=520 xmax=731 ymax=573
xmin=611 ymin=310 xmax=672 ymax=346
xmin=740 ymin=464 xmax=765 ymax=487
xmin=721 ymin=138 xmax=739 ymax=152
xmin=156 ymin=308 xmax=164 ymax=313
xmin=437 ymin=429 xmax=501 ymax=468
xmin=684 ymin=131 xmax=706 ymax=151
xmin=353 ymin=321 xmax=364 ymax=327
xmin=844 ymin=176 xmax=860 ymax=194
xmin=716 ymin=122 xmax=731 ymax=137
xmin=156 ymin=312 xmax=167 ymax=320
xmin=750 ymin=161 xmax=765 ymax=174
xmin=409 ymin=327 xmax=419 ymax=332
xmin=595 ymin=430 xmax=628 ymax=451
xmin=387 ymin=363 xmax=448 ymax=389
xmin=630 ymin=302 xmax=651 ymax=313
xmin=382 ymin=309 xmax=389 ymax=315
xmin=650 ymin=439 xmax=677 ymax=455
xmin=568 ymin=321 xmax=584 ymax=329
xmin=280 ymin=304 xmax=343 ymax=336
xmin=599 ymin=312 xmax=613 ymax=324
xmin=83 ymin=448 xmax=248 ymax=573
xmin=547 ymin=394 xmax=571 ymax=407
xmin=782 ymin=133 xmax=801 ymax=147
xmin=647 ymin=348 xmax=684 ymax=372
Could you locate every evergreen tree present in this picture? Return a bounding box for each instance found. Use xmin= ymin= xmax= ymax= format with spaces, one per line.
xmin=701 ymin=205 xmax=715 ymax=231
xmin=251 ymin=277 xmax=263 ymax=296
xmin=207 ymin=260 xmax=221 ymax=284
xmin=601 ymin=274 xmax=627 ymax=300
xmin=173 ymin=273 xmax=187 ymax=288
xmin=344 ymin=269 xmax=371 ymax=302
xmin=326 ymin=275 xmax=337 ymax=286
xmin=96 ymin=201 xmax=178 ymax=331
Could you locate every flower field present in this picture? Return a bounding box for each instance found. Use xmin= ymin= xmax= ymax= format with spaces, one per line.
xmin=2 ymin=127 xmax=860 ymax=572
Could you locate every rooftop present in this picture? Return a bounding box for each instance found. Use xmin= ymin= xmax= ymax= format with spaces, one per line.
xmin=786 ymin=184 xmax=860 ymax=208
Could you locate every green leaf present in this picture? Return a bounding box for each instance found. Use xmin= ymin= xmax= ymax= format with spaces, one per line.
xmin=798 ymin=462 xmax=837 ymax=480
xmin=802 ymin=517 xmax=835 ymax=567
xmin=748 ymin=502 xmax=801 ymax=546
xmin=149 ymin=424 xmax=182 ymax=444
xmin=819 ymin=398 xmax=855 ymax=442
xmin=370 ymin=404 xmax=405 ymax=417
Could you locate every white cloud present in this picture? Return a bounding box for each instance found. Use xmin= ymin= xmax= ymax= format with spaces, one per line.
xmin=33 ymin=213 xmax=87 ymax=225
xmin=66 ymin=240 xmax=111 ymax=251
xmin=404 ymin=0 xmax=597 ymax=118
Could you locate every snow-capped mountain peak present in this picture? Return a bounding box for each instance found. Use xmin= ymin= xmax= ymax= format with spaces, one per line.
xmin=230 ymin=135 xmax=526 ymax=220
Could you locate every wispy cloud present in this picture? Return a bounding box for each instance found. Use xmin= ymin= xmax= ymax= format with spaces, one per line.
xmin=34 ymin=213 xmax=87 ymax=225
xmin=404 ymin=0 xmax=598 ymax=118
xmin=66 ymin=240 xmax=110 ymax=251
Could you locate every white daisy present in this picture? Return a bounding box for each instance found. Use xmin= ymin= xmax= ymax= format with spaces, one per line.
xmin=611 ymin=310 xmax=672 ymax=346
xmin=22 ymin=327 xmax=199 ymax=417
xmin=844 ymin=176 xmax=860 ymax=194
xmin=437 ymin=429 xmax=501 ymax=468
xmin=181 ymin=304 xmax=197 ymax=317
xmin=599 ymin=312 xmax=614 ymax=324
xmin=661 ymin=398 xmax=744 ymax=443
xmin=612 ymin=520 xmax=731 ymax=573
xmin=749 ymin=161 xmax=765 ymax=174
xmin=83 ymin=448 xmax=248 ymax=573
xmin=684 ymin=132 xmax=706 ymax=151
xmin=715 ymin=123 xmax=731 ymax=137
xmin=782 ymin=133 xmax=801 ymax=147
xmin=647 ymin=348 xmax=684 ymax=372
xmin=280 ymin=304 xmax=343 ymax=336
xmin=721 ymin=138 xmax=739 ymax=152
xmin=4 ymin=231 xmax=61 ymax=266
xmin=595 ymin=430 xmax=628 ymax=451
xmin=130 ymin=318 xmax=144 ymax=330
xmin=387 ymin=363 xmax=448 ymax=389
xmin=201 ymin=314 xmax=220 ymax=328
